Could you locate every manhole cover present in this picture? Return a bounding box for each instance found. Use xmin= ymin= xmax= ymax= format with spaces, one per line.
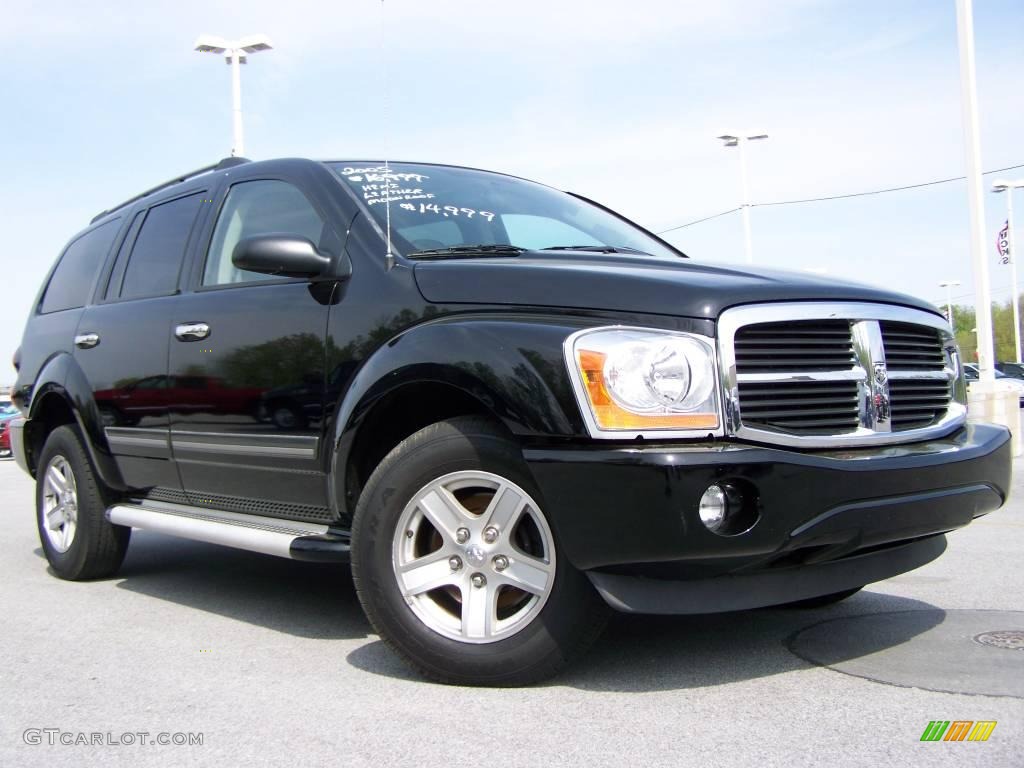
xmin=974 ymin=630 xmax=1024 ymax=651
xmin=788 ymin=609 xmax=1024 ymax=698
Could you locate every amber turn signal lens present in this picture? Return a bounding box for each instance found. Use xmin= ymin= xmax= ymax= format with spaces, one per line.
xmin=575 ymin=349 xmax=718 ymax=430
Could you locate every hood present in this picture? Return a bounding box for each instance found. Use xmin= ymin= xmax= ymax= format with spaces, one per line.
xmin=413 ymin=252 xmax=939 ymax=320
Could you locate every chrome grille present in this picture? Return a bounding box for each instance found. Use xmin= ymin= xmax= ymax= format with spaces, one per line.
xmin=880 ymin=321 xmax=952 ymax=430
xmin=733 ymin=321 xmax=856 ymax=372
xmin=736 ymin=380 xmax=859 ymax=432
xmin=880 ymin=321 xmax=946 ymax=370
xmin=719 ymin=303 xmax=966 ymax=448
xmin=888 ymin=379 xmax=952 ymax=430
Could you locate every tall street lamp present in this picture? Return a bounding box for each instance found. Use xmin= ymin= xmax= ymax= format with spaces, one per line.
xmin=194 ymin=34 xmax=273 ymax=157
xmin=717 ymin=132 xmax=768 ymax=265
xmin=954 ymin=0 xmax=995 ymax=382
xmin=939 ymin=279 xmax=961 ymax=326
xmin=993 ymin=179 xmax=1024 ymax=364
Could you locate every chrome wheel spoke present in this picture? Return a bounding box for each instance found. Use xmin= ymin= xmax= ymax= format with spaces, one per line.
xmin=482 ymin=484 xmax=526 ymax=539
xmin=500 ymin=554 xmax=552 ymax=595
xmin=398 ymin=550 xmax=460 ymax=597
xmin=417 ymin=487 xmax=470 ymax=542
xmin=45 ymin=503 xmax=65 ymax=530
xmin=461 ymin=581 xmax=495 ymax=639
xmin=46 ymin=465 xmax=68 ymax=495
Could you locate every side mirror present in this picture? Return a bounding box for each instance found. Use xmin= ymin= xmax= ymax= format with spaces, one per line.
xmin=232 ymin=234 xmax=333 ymax=279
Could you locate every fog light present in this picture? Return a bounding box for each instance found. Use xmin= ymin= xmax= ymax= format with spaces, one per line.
xmin=699 ymin=485 xmax=728 ymax=532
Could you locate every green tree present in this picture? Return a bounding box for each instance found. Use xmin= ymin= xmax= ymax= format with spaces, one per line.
xmin=950 ymin=297 xmax=1024 ymax=362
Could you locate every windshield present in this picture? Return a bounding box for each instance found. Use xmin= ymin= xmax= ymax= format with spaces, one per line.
xmin=330 ymin=162 xmax=682 ymax=260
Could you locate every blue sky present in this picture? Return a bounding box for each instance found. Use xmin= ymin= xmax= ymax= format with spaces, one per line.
xmin=1 ymin=0 xmax=1022 ymax=381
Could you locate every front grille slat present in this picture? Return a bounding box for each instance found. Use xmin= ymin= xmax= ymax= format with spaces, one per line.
xmin=736 ymin=378 xmax=860 ymax=434
xmin=733 ymin=320 xmax=857 ymax=375
xmin=881 ymin=321 xmax=951 ymax=429
xmin=880 ymin=321 xmax=946 ymax=370
xmin=730 ymin=314 xmax=956 ymax=440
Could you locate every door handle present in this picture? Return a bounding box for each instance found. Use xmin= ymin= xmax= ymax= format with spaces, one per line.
xmin=74 ymin=333 xmax=100 ymax=349
xmin=175 ymin=323 xmax=210 ymax=341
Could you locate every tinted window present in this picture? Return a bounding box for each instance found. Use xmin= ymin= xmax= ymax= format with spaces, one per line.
xmin=41 ymin=219 xmax=120 ymax=313
xmin=204 ymin=180 xmax=325 ymax=286
xmin=121 ymin=193 xmax=204 ymax=299
xmin=104 ymin=211 xmax=145 ymax=300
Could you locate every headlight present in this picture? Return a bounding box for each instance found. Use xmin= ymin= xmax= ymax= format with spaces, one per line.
xmin=564 ymin=327 xmax=721 ymax=437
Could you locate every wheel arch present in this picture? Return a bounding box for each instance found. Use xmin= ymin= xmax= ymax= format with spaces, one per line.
xmin=328 ymin=316 xmax=586 ymax=523
xmin=23 ymin=353 xmax=125 ymax=489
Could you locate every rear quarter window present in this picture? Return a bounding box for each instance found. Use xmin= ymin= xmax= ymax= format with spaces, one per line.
xmin=40 ymin=219 xmax=120 ymax=313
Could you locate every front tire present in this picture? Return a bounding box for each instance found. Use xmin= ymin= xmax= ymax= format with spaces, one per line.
xmin=351 ymin=416 xmax=608 ymax=686
xmin=36 ymin=425 xmax=130 ymax=580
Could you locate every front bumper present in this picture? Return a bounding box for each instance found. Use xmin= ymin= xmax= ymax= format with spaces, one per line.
xmin=525 ymin=422 xmax=1010 ymax=612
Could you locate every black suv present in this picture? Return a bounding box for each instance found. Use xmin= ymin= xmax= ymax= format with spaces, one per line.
xmin=10 ymin=157 xmax=1011 ymax=685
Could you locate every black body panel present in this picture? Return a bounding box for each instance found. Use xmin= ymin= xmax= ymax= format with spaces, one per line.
xmin=589 ymin=535 xmax=948 ymax=614
xmin=414 ymin=255 xmax=940 ymax=319
xmin=167 ymin=282 xmax=332 ymax=510
xmin=524 ymin=422 xmax=1009 ymax=573
xmin=77 ymin=295 xmax=183 ymax=490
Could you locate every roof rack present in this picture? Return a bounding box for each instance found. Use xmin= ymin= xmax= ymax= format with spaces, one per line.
xmin=90 ymin=156 xmax=251 ymax=224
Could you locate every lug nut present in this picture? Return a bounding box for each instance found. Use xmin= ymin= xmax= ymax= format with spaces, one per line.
xmin=483 ymin=526 xmax=498 ymax=543
xmin=493 ymin=555 xmax=509 ymax=572
xmin=449 ymin=556 xmax=462 ymax=571
xmin=456 ymin=528 xmax=470 ymax=544
xmin=471 ymin=573 xmax=487 ymax=588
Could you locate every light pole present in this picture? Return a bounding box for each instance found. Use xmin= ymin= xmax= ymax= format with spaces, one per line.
xmin=194 ymin=34 xmax=273 ymax=157
xmin=717 ymin=132 xmax=768 ymax=264
xmin=993 ymin=179 xmax=1024 ymax=364
xmin=939 ymin=280 xmax=961 ymax=326
xmin=954 ymin=0 xmax=995 ymax=382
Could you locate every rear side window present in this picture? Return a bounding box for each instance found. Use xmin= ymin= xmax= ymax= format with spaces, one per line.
xmin=103 ymin=211 xmax=145 ymax=300
xmin=203 ymin=180 xmax=325 ymax=286
xmin=120 ymin=193 xmax=204 ymax=299
xmin=40 ymin=219 xmax=120 ymax=313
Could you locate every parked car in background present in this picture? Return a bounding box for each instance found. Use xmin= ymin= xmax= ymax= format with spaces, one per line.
xmin=0 ymin=404 xmax=20 ymax=457
xmin=0 ymin=420 xmax=12 ymax=457
xmin=995 ymin=361 xmax=1024 ymax=380
xmin=964 ymin=363 xmax=1024 ymax=404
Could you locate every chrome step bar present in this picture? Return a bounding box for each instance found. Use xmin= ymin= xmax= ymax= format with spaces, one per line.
xmin=106 ymin=500 xmax=350 ymax=562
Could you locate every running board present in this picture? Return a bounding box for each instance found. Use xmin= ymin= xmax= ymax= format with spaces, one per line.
xmin=106 ymin=500 xmax=350 ymax=563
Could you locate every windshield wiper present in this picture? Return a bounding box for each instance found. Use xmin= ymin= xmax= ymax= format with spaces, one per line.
xmin=541 ymin=245 xmax=654 ymax=256
xmin=407 ymin=244 xmax=527 ymax=260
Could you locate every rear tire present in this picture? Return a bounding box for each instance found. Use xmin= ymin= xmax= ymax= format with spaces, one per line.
xmin=351 ymin=416 xmax=608 ymax=686
xmin=36 ymin=425 xmax=130 ymax=580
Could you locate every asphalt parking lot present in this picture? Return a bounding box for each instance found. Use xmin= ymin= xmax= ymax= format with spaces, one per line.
xmin=1 ymin=457 xmax=1022 ymax=767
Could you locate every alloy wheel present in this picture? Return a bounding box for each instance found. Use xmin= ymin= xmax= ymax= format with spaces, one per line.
xmin=392 ymin=470 xmax=556 ymax=644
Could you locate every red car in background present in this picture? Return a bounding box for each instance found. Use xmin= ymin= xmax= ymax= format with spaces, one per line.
xmin=0 ymin=405 xmax=18 ymax=457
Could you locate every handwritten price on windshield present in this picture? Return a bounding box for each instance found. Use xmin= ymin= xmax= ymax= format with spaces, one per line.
xmin=400 ymin=202 xmax=495 ymax=221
